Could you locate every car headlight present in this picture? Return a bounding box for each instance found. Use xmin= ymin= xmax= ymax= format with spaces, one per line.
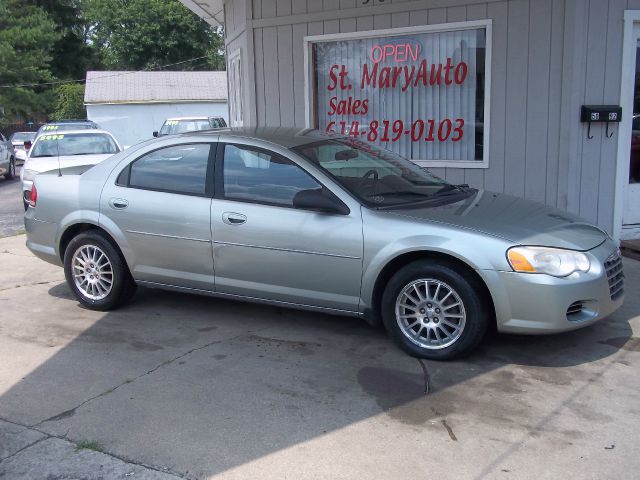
xmin=507 ymin=246 xmax=590 ymax=277
xmin=22 ymin=169 xmax=39 ymax=182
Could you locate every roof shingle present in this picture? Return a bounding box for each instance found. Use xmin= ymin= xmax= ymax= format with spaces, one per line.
xmin=84 ymin=71 xmax=227 ymax=104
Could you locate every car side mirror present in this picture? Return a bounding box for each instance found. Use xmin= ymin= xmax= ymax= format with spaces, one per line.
xmin=152 ymin=131 xmax=158 ymax=137
xmin=292 ymin=188 xmax=350 ymax=215
xmin=24 ymin=141 xmax=32 ymax=151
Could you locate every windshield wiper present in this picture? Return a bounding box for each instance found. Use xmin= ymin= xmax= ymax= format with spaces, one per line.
xmin=368 ymin=191 xmax=433 ymax=198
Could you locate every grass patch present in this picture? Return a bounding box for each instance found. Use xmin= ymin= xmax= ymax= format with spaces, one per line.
xmin=76 ymin=440 xmax=104 ymax=452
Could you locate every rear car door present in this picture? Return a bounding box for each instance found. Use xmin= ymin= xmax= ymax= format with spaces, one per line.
xmin=210 ymin=142 xmax=363 ymax=312
xmin=100 ymin=141 xmax=215 ymax=290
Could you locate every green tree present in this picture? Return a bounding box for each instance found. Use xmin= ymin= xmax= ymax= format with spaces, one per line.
xmin=50 ymin=83 xmax=86 ymax=120
xmin=26 ymin=0 xmax=103 ymax=80
xmin=0 ymin=0 xmax=60 ymax=122
xmin=85 ymin=0 xmax=225 ymax=71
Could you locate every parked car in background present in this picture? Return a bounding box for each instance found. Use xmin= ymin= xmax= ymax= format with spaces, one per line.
xmin=152 ymin=116 xmax=227 ymax=137
xmin=10 ymin=131 xmax=36 ymax=164
xmin=36 ymin=120 xmax=99 ymax=138
xmin=21 ymin=129 xmax=120 ymax=209
xmin=0 ymin=132 xmax=16 ymax=180
xmin=23 ymin=128 xmax=624 ymax=360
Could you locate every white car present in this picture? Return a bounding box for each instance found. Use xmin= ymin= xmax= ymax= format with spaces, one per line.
xmin=9 ymin=131 xmax=36 ymax=164
xmin=152 ymin=116 xmax=227 ymax=137
xmin=21 ymin=129 xmax=121 ymax=209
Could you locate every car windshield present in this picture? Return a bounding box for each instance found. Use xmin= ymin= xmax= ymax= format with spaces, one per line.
xmin=10 ymin=132 xmax=36 ymax=142
xmin=160 ymin=119 xmax=211 ymax=135
xmin=292 ymin=138 xmax=466 ymax=207
xmin=30 ymin=133 xmax=119 ymax=158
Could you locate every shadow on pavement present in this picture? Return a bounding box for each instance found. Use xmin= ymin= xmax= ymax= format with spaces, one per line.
xmin=0 ymin=262 xmax=637 ymax=478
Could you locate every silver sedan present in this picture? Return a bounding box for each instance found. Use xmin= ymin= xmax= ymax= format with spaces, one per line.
xmin=24 ymin=128 xmax=624 ymax=360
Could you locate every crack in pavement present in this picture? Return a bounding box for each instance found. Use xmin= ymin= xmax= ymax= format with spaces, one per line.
xmin=472 ymin=347 xmax=631 ymax=479
xmin=34 ymin=327 xmax=270 ymax=428
xmin=12 ymin=329 xmax=270 ymax=478
xmin=417 ymin=358 xmax=431 ymax=394
xmin=0 ymin=280 xmax=61 ymax=293
xmin=1 ymin=249 xmax=33 ymax=258
xmin=0 ymin=416 xmax=185 ymax=479
xmin=0 ymin=436 xmax=47 ymax=463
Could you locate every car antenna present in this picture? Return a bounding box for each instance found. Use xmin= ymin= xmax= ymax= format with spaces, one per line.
xmin=55 ymin=134 xmax=62 ymax=177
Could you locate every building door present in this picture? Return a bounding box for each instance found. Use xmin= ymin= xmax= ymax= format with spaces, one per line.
xmin=623 ymin=23 xmax=640 ymax=233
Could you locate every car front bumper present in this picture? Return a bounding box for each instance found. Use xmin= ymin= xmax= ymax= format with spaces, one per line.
xmin=483 ymin=238 xmax=624 ymax=334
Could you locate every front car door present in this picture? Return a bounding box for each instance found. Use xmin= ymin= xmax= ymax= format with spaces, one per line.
xmin=100 ymin=141 xmax=215 ymax=290
xmin=210 ymin=140 xmax=364 ymax=313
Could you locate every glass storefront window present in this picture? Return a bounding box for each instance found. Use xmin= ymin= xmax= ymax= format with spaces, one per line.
xmin=307 ymin=22 xmax=491 ymax=168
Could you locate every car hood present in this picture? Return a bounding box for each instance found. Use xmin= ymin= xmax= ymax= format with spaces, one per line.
xmin=27 ymin=154 xmax=113 ymax=173
xmin=385 ymin=189 xmax=607 ymax=251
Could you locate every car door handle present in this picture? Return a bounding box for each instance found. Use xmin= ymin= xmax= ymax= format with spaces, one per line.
xmin=109 ymin=198 xmax=129 ymax=210
xmin=222 ymin=212 xmax=246 ymax=225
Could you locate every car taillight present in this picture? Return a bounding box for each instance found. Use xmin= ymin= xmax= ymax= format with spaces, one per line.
xmin=29 ymin=184 xmax=37 ymax=208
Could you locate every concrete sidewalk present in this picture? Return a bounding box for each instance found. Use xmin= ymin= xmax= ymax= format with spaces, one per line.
xmin=0 ymin=234 xmax=639 ymax=479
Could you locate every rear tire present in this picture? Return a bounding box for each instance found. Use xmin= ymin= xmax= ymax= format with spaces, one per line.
xmin=63 ymin=231 xmax=137 ymax=311
xmin=4 ymin=158 xmax=15 ymax=180
xmin=381 ymin=260 xmax=489 ymax=360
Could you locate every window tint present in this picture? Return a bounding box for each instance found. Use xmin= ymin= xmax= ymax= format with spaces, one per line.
xmin=30 ymin=133 xmax=119 ymax=158
xmin=129 ymin=144 xmax=210 ymax=195
xmin=223 ymin=144 xmax=320 ymax=206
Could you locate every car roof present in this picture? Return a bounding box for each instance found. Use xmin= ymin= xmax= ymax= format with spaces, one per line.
xmin=190 ymin=127 xmax=347 ymax=149
xmin=165 ymin=117 xmax=212 ymax=121
xmin=35 ymin=129 xmax=115 ymax=138
xmin=45 ymin=120 xmax=97 ymax=125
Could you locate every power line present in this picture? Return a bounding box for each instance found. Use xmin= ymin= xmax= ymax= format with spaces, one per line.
xmin=0 ymin=55 xmax=212 ymax=89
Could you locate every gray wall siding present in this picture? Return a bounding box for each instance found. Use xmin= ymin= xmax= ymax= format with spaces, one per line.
xmin=237 ymin=0 xmax=632 ymax=234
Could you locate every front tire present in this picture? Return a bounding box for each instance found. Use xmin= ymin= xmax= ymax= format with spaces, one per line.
xmin=63 ymin=231 xmax=137 ymax=311
xmin=381 ymin=260 xmax=489 ymax=360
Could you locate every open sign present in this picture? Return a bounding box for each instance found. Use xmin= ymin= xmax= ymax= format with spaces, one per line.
xmin=370 ymin=40 xmax=421 ymax=64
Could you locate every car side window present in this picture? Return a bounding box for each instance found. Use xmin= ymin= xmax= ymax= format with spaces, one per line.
xmin=127 ymin=144 xmax=211 ymax=195
xmin=222 ymin=144 xmax=320 ymax=207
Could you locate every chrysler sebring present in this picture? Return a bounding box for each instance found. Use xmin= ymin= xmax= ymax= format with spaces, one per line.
xmin=24 ymin=128 xmax=624 ymax=360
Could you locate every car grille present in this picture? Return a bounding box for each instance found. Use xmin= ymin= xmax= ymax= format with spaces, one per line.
xmin=604 ymin=250 xmax=624 ymax=300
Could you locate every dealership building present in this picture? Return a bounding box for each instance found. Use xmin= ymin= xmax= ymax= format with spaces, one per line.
xmin=180 ymin=0 xmax=640 ymax=241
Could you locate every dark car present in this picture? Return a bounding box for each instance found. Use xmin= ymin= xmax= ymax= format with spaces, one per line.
xmin=36 ymin=120 xmax=99 ymax=138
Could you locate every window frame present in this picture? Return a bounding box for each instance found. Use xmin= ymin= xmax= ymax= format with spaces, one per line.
xmin=214 ymin=142 xmax=347 ymax=212
xmin=303 ymin=20 xmax=492 ymax=169
xmin=116 ymin=142 xmax=216 ymax=198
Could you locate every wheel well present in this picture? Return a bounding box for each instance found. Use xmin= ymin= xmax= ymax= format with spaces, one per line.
xmin=59 ymin=223 xmax=117 ymax=261
xmin=370 ymin=251 xmax=496 ymax=327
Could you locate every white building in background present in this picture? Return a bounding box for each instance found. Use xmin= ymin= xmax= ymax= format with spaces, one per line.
xmin=84 ymin=70 xmax=228 ymax=147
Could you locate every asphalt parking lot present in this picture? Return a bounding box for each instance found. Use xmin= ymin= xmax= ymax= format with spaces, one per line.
xmin=1 ymin=233 xmax=639 ymax=479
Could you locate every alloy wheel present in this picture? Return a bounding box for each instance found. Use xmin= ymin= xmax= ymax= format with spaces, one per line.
xmin=71 ymin=245 xmax=113 ymax=300
xmin=395 ymin=278 xmax=466 ymax=350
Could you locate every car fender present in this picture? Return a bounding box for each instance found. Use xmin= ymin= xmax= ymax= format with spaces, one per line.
xmin=55 ymin=210 xmax=102 ymax=259
xmin=360 ymin=233 xmax=511 ymax=311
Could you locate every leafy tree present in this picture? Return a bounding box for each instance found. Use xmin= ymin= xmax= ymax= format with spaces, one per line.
xmin=26 ymin=0 xmax=103 ymax=80
xmin=0 ymin=0 xmax=60 ymax=122
xmin=50 ymin=83 xmax=86 ymax=120
xmin=85 ymin=0 xmax=225 ymax=71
